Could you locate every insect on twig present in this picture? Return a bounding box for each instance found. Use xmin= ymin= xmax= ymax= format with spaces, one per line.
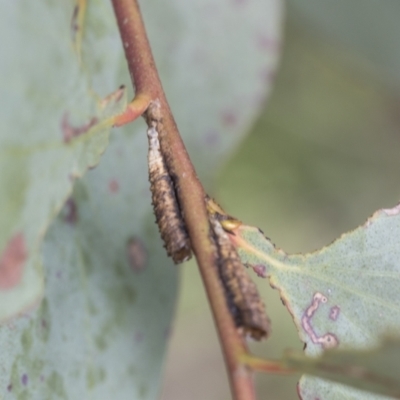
xmin=207 ymin=197 xmax=270 ymax=340
xmin=145 ymin=101 xmax=269 ymax=340
xmin=146 ymin=101 xmax=192 ymax=264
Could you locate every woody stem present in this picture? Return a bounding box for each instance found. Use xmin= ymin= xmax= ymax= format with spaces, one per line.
xmin=111 ymin=0 xmax=256 ymax=399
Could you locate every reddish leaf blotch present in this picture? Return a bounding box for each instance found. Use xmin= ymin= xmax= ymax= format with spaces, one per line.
xmin=256 ymin=34 xmax=279 ymax=52
xmin=329 ymin=305 xmax=340 ymax=321
xmin=302 ymin=292 xmax=339 ymax=349
xmin=21 ymin=374 xmax=28 ymax=386
xmin=0 ymin=233 xmax=27 ymax=290
xmin=63 ymin=198 xmax=78 ymax=224
xmin=127 ymin=237 xmax=147 ymax=273
xmin=221 ymin=110 xmax=237 ymax=127
xmin=252 ymin=264 xmax=267 ymax=278
xmin=61 ymin=112 xmax=98 ymax=143
xmin=108 ymin=179 xmax=120 ymax=194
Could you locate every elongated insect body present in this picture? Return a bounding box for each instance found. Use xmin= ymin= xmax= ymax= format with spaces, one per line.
xmin=147 ymin=125 xmax=191 ymax=264
xmin=207 ymin=199 xmax=270 ymax=340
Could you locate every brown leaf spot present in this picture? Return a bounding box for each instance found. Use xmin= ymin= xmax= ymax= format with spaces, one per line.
xmin=127 ymin=237 xmax=147 ymax=273
xmin=221 ymin=110 xmax=237 ymax=127
xmin=252 ymin=264 xmax=267 ymax=278
xmin=0 ymin=233 xmax=27 ymax=290
xmin=108 ymin=179 xmax=120 ymax=194
xmin=301 ymin=292 xmax=339 ymax=349
xmin=70 ymin=5 xmax=79 ymax=39
xmin=329 ymin=305 xmax=340 ymax=321
xmin=62 ymin=198 xmax=78 ymax=224
xmin=21 ymin=374 xmax=28 ymax=386
xmin=256 ymin=34 xmax=280 ymax=52
xmin=204 ymin=130 xmax=220 ymax=146
xmin=319 ymin=333 xmax=339 ymax=349
xmin=61 ymin=112 xmax=98 ymax=143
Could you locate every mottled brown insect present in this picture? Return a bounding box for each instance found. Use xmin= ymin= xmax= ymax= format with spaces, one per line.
xmin=207 ymin=198 xmax=270 ymax=340
xmin=146 ymin=109 xmax=191 ymax=264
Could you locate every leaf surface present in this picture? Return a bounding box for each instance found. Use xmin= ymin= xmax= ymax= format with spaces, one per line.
xmin=0 ymin=0 xmax=283 ymax=399
xmin=233 ymin=204 xmax=400 ymax=399
xmin=284 ymin=337 xmax=400 ymax=399
xmin=0 ymin=1 xmax=126 ymax=321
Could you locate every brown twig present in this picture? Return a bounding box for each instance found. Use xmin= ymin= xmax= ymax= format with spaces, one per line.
xmin=111 ymin=0 xmax=256 ymax=398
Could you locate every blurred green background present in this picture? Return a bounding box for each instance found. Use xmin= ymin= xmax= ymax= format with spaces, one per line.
xmin=161 ymin=3 xmax=400 ymax=400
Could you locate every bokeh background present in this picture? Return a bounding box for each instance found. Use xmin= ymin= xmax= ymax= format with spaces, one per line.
xmin=161 ymin=1 xmax=400 ymax=400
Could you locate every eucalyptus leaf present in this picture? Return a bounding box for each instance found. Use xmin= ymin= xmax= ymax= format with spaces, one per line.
xmin=285 ymin=337 xmax=400 ymax=400
xmin=0 ymin=1 xmax=126 ymax=322
xmin=0 ymin=0 xmax=283 ymax=399
xmin=234 ymin=204 xmax=400 ymax=399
